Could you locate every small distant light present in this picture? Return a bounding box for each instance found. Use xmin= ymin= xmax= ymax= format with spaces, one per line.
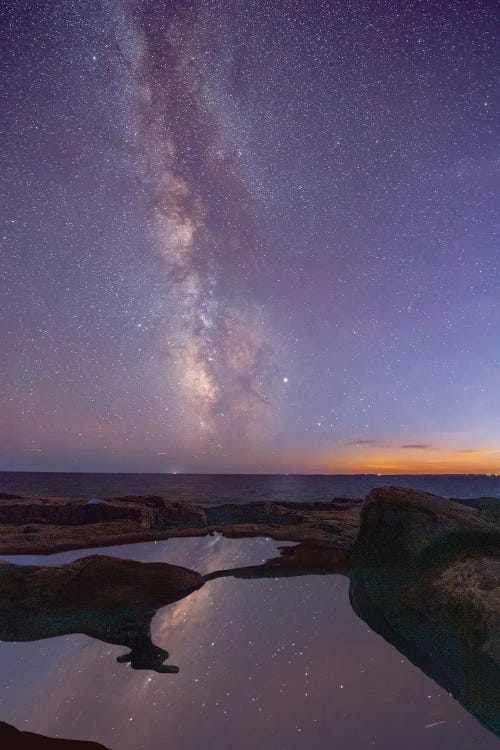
xmin=283 ymin=377 xmax=288 ymax=383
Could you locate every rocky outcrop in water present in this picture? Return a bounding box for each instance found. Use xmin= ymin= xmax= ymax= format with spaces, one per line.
xmin=203 ymin=487 xmax=500 ymax=736
xmin=348 ymin=487 xmax=500 ymax=736
xmin=0 ymin=555 xmax=203 ymax=672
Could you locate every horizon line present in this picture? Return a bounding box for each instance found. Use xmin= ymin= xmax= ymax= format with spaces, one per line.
xmin=0 ymin=470 xmax=498 ymax=477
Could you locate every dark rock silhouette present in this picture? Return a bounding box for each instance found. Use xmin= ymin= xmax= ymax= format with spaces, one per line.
xmin=0 ymin=555 xmax=203 ymax=673
xmin=0 ymin=720 xmax=108 ymax=748
xmin=348 ymin=487 xmax=500 ymax=737
xmin=349 ymin=551 xmax=500 ymax=736
xmin=205 ymin=540 xmax=345 ymax=581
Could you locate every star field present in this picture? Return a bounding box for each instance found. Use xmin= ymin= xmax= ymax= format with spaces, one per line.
xmin=1 ymin=0 xmax=498 ymax=472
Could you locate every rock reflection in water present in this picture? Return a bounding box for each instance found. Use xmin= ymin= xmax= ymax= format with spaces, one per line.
xmin=208 ymin=541 xmax=500 ymax=738
xmin=0 ymin=531 xmax=498 ymax=749
xmin=0 ymin=555 xmax=203 ymax=673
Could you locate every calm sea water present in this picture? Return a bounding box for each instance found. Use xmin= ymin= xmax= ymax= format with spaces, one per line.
xmin=1 ymin=471 xmax=499 ymax=501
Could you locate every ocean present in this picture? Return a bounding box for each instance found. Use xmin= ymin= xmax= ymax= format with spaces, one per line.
xmin=1 ymin=471 xmax=499 ymax=502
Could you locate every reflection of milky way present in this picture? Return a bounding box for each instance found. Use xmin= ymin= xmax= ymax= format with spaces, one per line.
xmin=1 ymin=538 xmax=498 ymax=750
xmin=114 ymin=1 xmax=279 ymax=445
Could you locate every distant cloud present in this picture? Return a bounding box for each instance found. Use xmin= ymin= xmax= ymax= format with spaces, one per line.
xmin=350 ymin=439 xmax=378 ymax=445
xmin=457 ymin=448 xmax=480 ymax=454
xmin=401 ymin=443 xmax=431 ymax=449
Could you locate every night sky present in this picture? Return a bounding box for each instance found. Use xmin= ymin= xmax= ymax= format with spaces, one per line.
xmin=1 ymin=0 xmax=498 ymax=474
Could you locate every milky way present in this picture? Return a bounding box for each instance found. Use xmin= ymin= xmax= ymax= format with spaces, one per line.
xmin=1 ymin=0 xmax=498 ymax=472
xmin=112 ymin=0 xmax=281 ymax=448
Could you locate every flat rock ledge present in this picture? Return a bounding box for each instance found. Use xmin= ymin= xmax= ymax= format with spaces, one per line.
xmin=0 ymin=494 xmax=362 ymax=555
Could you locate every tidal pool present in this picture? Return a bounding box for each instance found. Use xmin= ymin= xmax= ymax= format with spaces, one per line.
xmin=0 ymin=536 xmax=497 ymax=749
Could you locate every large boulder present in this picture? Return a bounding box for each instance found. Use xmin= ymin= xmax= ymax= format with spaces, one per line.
xmin=349 ymin=486 xmax=500 ymax=736
xmin=351 ymin=485 xmax=500 ymax=569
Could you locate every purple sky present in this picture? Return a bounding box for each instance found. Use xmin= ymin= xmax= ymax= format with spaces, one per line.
xmin=1 ymin=0 xmax=498 ymax=473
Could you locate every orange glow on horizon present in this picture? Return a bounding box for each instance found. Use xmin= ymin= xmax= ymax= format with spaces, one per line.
xmin=287 ymin=447 xmax=500 ymax=475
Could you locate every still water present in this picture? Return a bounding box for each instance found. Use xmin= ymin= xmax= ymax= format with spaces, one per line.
xmin=1 ymin=471 xmax=500 ymax=502
xmin=0 ymin=535 xmax=498 ymax=750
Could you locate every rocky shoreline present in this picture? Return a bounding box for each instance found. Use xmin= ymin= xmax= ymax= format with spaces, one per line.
xmin=0 ymin=487 xmax=499 ymax=739
xmin=0 ymin=492 xmax=363 ymax=555
xmin=0 ymin=489 xmax=497 ymax=558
